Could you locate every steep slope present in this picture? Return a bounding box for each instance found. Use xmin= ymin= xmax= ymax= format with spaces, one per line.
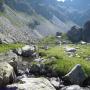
xmin=0 ymin=5 xmax=34 ymax=43
xmin=60 ymin=0 xmax=90 ymax=26
xmin=0 ymin=0 xmax=89 ymax=43
xmin=5 ymin=0 xmax=75 ymax=33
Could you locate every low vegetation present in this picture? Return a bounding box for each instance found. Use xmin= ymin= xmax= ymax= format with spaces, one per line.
xmin=39 ymin=44 xmax=90 ymax=76
xmin=0 ymin=43 xmax=23 ymax=53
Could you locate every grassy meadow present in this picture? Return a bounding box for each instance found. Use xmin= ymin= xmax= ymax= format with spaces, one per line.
xmin=39 ymin=44 xmax=90 ymax=76
xmin=0 ymin=43 xmax=23 ymax=53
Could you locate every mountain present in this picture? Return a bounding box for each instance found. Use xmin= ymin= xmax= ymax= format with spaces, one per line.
xmin=5 ymin=0 xmax=75 ymax=31
xmin=0 ymin=0 xmax=89 ymax=43
xmin=60 ymin=0 xmax=90 ymax=26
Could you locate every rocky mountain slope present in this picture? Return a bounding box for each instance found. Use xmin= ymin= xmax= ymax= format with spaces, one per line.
xmin=0 ymin=0 xmax=89 ymax=43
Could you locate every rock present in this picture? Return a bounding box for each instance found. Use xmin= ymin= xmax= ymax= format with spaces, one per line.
xmin=82 ymin=21 xmax=90 ymax=42
xmin=5 ymin=50 xmax=18 ymax=61
xmin=0 ymin=33 xmax=14 ymax=44
xmin=34 ymin=58 xmax=43 ymax=62
xmin=14 ymin=45 xmax=37 ymax=57
xmin=56 ymin=32 xmax=62 ymax=37
xmin=86 ymin=56 xmax=90 ymax=61
xmin=16 ymin=74 xmax=27 ymax=82
xmin=61 ymin=85 xmax=84 ymax=90
xmin=17 ymin=69 xmax=25 ymax=76
xmin=34 ymin=57 xmax=47 ymax=63
xmin=64 ymin=64 xmax=86 ymax=85
xmin=29 ymin=64 xmax=57 ymax=77
xmin=13 ymin=48 xmax=22 ymax=56
xmin=29 ymin=64 xmax=41 ymax=75
xmin=83 ymin=77 xmax=90 ymax=86
xmin=67 ymin=26 xmax=82 ymax=43
xmin=43 ymin=45 xmax=49 ymax=50
xmin=65 ymin=47 xmax=76 ymax=53
xmin=5 ymin=51 xmax=19 ymax=74
xmin=50 ymin=77 xmax=61 ymax=89
xmin=80 ymin=41 xmax=87 ymax=45
xmin=0 ymin=50 xmax=18 ymax=62
xmin=7 ymin=78 xmax=56 ymax=90
xmin=22 ymin=45 xmax=35 ymax=51
xmin=0 ymin=62 xmax=16 ymax=86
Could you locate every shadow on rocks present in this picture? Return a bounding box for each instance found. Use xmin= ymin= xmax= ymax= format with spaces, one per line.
xmin=0 ymin=87 xmax=17 ymax=90
xmin=83 ymin=77 xmax=90 ymax=87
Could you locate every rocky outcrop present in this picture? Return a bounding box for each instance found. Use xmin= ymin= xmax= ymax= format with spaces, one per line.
xmin=0 ymin=62 xmax=16 ymax=86
xmin=67 ymin=21 xmax=90 ymax=43
xmin=64 ymin=64 xmax=86 ymax=85
xmin=67 ymin=26 xmax=82 ymax=43
xmin=82 ymin=21 xmax=90 ymax=42
xmin=7 ymin=77 xmax=56 ymax=90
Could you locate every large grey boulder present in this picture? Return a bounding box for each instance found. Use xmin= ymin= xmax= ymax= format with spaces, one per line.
xmin=0 ymin=51 xmax=18 ymax=74
xmin=67 ymin=26 xmax=82 ymax=43
xmin=61 ymin=85 xmax=88 ymax=90
xmin=64 ymin=64 xmax=86 ymax=85
xmin=7 ymin=77 xmax=56 ymax=90
xmin=50 ymin=77 xmax=61 ymax=89
xmin=5 ymin=51 xmax=19 ymax=74
xmin=0 ymin=62 xmax=16 ymax=86
xmin=13 ymin=45 xmax=37 ymax=57
xmin=21 ymin=45 xmax=36 ymax=57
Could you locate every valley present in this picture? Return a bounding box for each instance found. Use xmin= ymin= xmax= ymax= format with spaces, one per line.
xmin=0 ymin=0 xmax=89 ymax=90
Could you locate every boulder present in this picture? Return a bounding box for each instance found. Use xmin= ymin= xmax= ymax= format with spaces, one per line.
xmin=13 ymin=45 xmax=37 ymax=57
xmin=0 ymin=62 xmax=16 ymax=86
xmin=65 ymin=47 xmax=76 ymax=53
xmin=61 ymin=85 xmax=85 ymax=90
xmin=29 ymin=64 xmax=57 ymax=77
xmin=82 ymin=21 xmax=90 ymax=42
xmin=13 ymin=48 xmax=22 ymax=56
xmin=80 ymin=41 xmax=87 ymax=45
xmin=5 ymin=51 xmax=19 ymax=74
xmin=29 ymin=64 xmax=41 ymax=75
xmin=67 ymin=26 xmax=82 ymax=43
xmin=64 ymin=64 xmax=86 ymax=85
xmin=50 ymin=77 xmax=61 ymax=89
xmin=7 ymin=78 xmax=56 ymax=90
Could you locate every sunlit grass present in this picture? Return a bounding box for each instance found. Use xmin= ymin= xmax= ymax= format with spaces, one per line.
xmin=39 ymin=44 xmax=90 ymax=76
xmin=0 ymin=43 xmax=24 ymax=53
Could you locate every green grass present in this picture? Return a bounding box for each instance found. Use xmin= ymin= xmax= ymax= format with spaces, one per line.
xmin=39 ymin=44 xmax=90 ymax=76
xmin=0 ymin=43 xmax=24 ymax=53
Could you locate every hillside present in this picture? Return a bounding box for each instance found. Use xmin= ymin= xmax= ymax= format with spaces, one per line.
xmin=5 ymin=0 xmax=75 ymax=31
xmin=0 ymin=0 xmax=89 ymax=43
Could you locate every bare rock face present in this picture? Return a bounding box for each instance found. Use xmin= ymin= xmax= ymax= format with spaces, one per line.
xmin=64 ymin=64 xmax=86 ymax=85
xmin=0 ymin=62 xmax=16 ymax=86
xmin=7 ymin=77 xmax=56 ymax=90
